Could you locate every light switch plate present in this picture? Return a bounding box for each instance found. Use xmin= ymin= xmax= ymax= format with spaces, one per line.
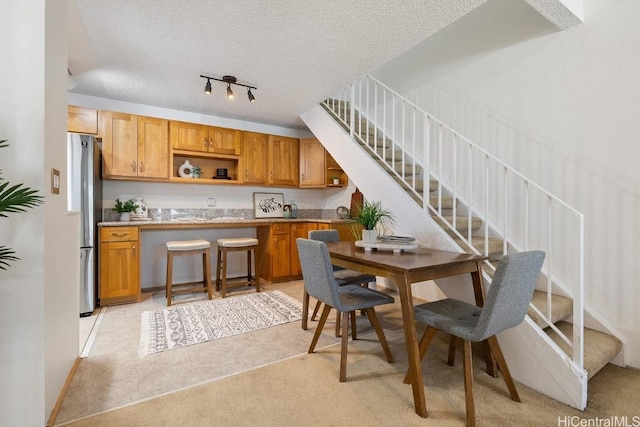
xmin=207 ymin=198 xmax=216 ymax=207
xmin=51 ymin=168 xmax=60 ymax=195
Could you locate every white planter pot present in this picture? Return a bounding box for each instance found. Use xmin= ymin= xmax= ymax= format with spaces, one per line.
xmin=119 ymin=212 xmax=131 ymax=222
xmin=362 ymin=229 xmax=377 ymax=243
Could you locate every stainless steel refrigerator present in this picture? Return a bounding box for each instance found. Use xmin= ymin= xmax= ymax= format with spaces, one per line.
xmin=68 ymin=133 xmax=103 ymax=317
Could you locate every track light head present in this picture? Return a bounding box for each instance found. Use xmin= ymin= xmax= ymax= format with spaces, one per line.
xmin=204 ymin=79 xmax=211 ymax=94
xmin=226 ymin=84 xmax=234 ymax=99
xmin=247 ymin=88 xmax=256 ymax=103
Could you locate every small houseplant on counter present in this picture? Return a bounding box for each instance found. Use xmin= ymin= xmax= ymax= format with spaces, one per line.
xmin=112 ymin=198 xmax=138 ymax=221
xmin=0 ymin=140 xmax=44 ymax=269
xmin=351 ymin=199 xmax=395 ymax=243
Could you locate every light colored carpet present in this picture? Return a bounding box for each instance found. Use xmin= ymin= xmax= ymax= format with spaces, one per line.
xmin=139 ymin=290 xmax=301 ymax=357
xmin=59 ymin=325 xmax=640 ymax=427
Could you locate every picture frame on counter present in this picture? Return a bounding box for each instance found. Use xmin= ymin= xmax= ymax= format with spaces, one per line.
xmin=253 ymin=192 xmax=284 ymax=218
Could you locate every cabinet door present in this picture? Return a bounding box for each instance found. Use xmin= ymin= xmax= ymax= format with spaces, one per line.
xmin=290 ymin=223 xmax=308 ymax=277
xmin=271 ymin=233 xmax=291 ymax=280
xmin=138 ymin=116 xmax=169 ymax=179
xmin=208 ymin=126 xmax=241 ymax=155
xmin=101 ymin=111 xmax=138 ymax=177
xmin=268 ymin=135 xmax=299 ymax=186
xmin=169 ymin=120 xmax=206 ymax=151
xmin=68 ymin=106 xmax=98 ymax=134
xmin=299 ymin=138 xmax=326 ymax=187
xmin=242 ymin=131 xmax=269 ymax=184
xmin=99 ymin=240 xmax=139 ymax=301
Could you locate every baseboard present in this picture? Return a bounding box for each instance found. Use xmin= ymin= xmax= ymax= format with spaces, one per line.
xmin=47 ymin=356 xmax=82 ymax=427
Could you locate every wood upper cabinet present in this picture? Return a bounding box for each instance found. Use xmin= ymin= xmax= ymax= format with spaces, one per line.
xmin=268 ymin=135 xmax=299 ymax=187
xmin=138 ymin=116 xmax=169 ymax=178
xmin=170 ymin=121 xmax=240 ymax=155
xmin=208 ymin=126 xmax=241 ymax=155
xmin=68 ymin=106 xmax=98 ymax=134
xmin=242 ymin=131 xmax=269 ymax=184
xmin=99 ymin=227 xmax=140 ymax=305
xmin=101 ymin=111 xmax=138 ymax=178
xmin=299 ymin=138 xmax=326 ymax=188
xmin=101 ymin=111 xmax=169 ymax=179
xmin=170 ymin=121 xmax=206 ymax=151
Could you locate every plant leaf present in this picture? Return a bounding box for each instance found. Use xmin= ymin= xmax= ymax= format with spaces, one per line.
xmin=0 ymin=181 xmax=45 ymax=217
xmin=0 ymin=246 xmax=19 ymax=270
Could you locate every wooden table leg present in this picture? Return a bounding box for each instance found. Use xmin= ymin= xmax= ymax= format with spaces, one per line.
xmin=471 ymin=263 xmax=497 ymax=377
xmin=302 ymin=289 xmax=309 ymax=330
xmin=394 ymin=273 xmax=428 ymax=418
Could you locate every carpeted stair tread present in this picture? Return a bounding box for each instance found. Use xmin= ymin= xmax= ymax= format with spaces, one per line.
xmin=547 ymin=321 xmax=622 ymax=379
xmin=435 ymin=215 xmax=483 ymax=232
xmin=528 ymin=290 xmax=573 ymax=328
xmin=449 ymin=235 xmax=504 ymax=259
xmin=429 ymin=196 xmax=456 ymax=209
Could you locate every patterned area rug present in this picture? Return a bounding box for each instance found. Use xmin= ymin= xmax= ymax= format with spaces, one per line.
xmin=139 ymin=291 xmax=302 ymax=357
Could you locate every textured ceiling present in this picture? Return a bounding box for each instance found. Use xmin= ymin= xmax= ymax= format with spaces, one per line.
xmin=68 ymin=0 xmax=487 ymax=129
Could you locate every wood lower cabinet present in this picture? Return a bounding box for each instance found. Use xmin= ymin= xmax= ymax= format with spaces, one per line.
xmin=257 ymin=221 xmax=357 ymax=283
xmin=257 ymin=222 xmax=311 ymax=283
xmin=99 ymin=227 xmax=141 ymax=305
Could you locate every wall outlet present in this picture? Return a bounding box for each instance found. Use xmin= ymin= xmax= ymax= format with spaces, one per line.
xmin=206 ymin=197 xmax=216 ymax=207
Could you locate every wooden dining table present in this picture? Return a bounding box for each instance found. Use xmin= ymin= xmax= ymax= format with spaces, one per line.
xmin=308 ymin=241 xmax=489 ymax=418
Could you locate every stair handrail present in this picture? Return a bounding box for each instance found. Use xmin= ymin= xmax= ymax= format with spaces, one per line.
xmin=323 ymin=74 xmax=585 ymax=370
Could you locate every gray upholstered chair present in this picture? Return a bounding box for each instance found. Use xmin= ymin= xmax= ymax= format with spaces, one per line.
xmin=296 ymin=238 xmax=395 ymax=382
xmin=405 ymin=250 xmax=545 ymax=427
xmin=306 ymin=229 xmax=376 ymax=335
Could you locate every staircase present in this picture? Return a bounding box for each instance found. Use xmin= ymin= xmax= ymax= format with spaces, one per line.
xmin=301 ymin=75 xmax=624 ymax=409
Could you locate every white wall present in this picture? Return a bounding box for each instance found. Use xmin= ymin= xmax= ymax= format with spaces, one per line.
xmin=0 ymin=0 xmax=78 ymax=425
xmin=376 ymin=0 xmax=640 ymax=366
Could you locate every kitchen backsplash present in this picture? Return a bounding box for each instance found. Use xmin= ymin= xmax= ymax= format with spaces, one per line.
xmin=102 ymin=208 xmax=342 ymax=222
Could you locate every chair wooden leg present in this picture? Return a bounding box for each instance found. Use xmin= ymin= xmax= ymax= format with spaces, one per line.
xmin=366 ymin=308 xmax=394 ymax=363
xmin=302 ymin=290 xmax=308 ymax=330
xmin=335 ymin=310 xmax=341 ymax=337
xmin=350 ymin=311 xmax=357 ymax=340
xmin=448 ymin=336 xmax=458 ymax=366
xmin=204 ymin=249 xmax=212 ymax=300
xmin=311 ymin=300 xmax=322 ymax=321
xmin=463 ymin=340 xmax=476 ymax=427
xmin=308 ymin=304 xmax=332 ymax=354
xmin=215 ymin=248 xmax=222 ymax=291
xmin=339 ymin=310 xmax=349 ymax=382
xmin=166 ymin=252 xmax=174 ymax=306
xmin=482 ymin=339 xmax=498 ymax=378
xmin=403 ymin=325 xmax=437 ymax=384
xmin=487 ymin=335 xmax=521 ymax=402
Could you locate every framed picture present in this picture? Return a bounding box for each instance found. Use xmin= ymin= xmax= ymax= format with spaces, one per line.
xmin=253 ymin=192 xmax=284 ymax=218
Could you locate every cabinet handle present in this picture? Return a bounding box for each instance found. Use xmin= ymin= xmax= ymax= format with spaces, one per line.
xmin=131 ymin=161 xmax=137 ymax=172
xmin=204 ymin=138 xmax=209 ymax=148
xmin=139 ymin=161 xmax=144 ymax=172
xmin=245 ymin=169 xmax=248 ymax=179
xmin=111 ymin=232 xmax=128 ymax=237
xmin=132 ymin=245 xmax=136 ymax=258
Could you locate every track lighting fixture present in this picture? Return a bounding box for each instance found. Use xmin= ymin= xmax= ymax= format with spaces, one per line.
xmin=200 ymin=74 xmax=257 ymax=102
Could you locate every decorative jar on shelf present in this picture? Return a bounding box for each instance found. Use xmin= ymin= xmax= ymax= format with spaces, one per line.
xmin=178 ymin=160 xmax=194 ymax=178
xmin=289 ymin=200 xmax=298 ymax=218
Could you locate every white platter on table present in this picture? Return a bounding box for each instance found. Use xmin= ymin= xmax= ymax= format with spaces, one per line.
xmin=355 ymin=240 xmax=418 ymax=253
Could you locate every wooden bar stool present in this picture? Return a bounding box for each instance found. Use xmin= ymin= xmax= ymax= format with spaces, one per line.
xmin=216 ymin=237 xmax=259 ymax=298
xmin=165 ymin=239 xmax=212 ymax=306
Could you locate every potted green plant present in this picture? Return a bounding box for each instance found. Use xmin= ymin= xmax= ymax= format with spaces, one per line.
xmin=352 ymin=199 xmax=395 ymax=242
xmin=113 ymin=198 xmax=138 ymax=221
xmin=331 ymin=176 xmax=340 ymax=185
xmin=0 ymin=140 xmax=44 ymax=269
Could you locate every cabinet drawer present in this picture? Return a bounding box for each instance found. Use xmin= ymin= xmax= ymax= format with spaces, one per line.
xmin=100 ymin=227 xmax=139 ymax=242
xmin=271 ymin=223 xmax=291 ymax=234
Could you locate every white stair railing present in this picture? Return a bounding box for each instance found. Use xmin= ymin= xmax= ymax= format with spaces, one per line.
xmin=323 ymin=75 xmax=585 ymax=370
